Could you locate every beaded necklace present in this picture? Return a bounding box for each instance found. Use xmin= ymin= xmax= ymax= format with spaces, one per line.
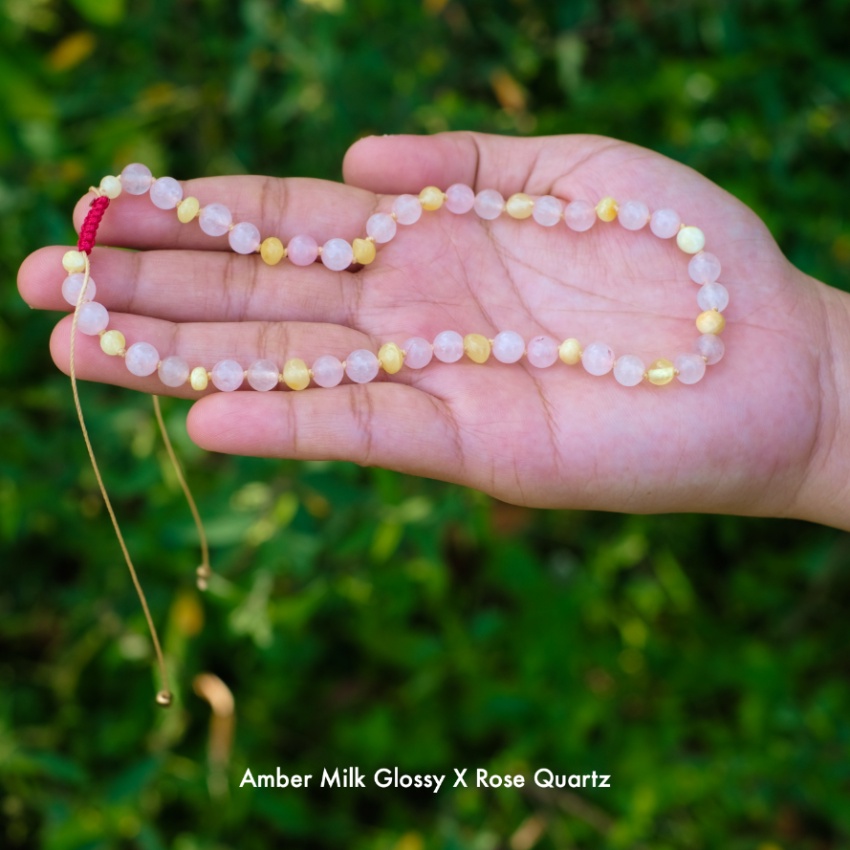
xmin=62 ymin=163 xmax=729 ymax=705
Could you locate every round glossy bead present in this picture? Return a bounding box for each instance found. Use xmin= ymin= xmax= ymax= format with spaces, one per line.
xmin=492 ymin=330 xmax=525 ymax=364
xmin=402 ymin=337 xmax=433 ymax=369
xmin=62 ymin=273 xmax=97 ymax=306
xmin=677 ymin=226 xmax=706 ymax=254
xmin=177 ymin=196 xmax=200 ymax=223
xmin=613 ymin=354 xmax=645 ymax=386
xmin=345 ymin=349 xmax=380 ymax=383
xmin=697 ymin=334 xmax=725 ymax=365
xmin=366 ymin=213 xmax=397 ymax=244
xmin=527 ymin=335 xmax=559 ymax=368
xmin=506 ymin=193 xmax=534 ymax=220
xmin=352 ymin=238 xmax=377 ymax=265
xmin=120 ymin=163 xmax=153 ymax=195
xmin=650 ymin=208 xmax=681 ymax=239
xmin=647 ymin=359 xmax=676 ymax=386
xmin=559 ymin=338 xmax=582 ymax=365
xmin=378 ymin=342 xmax=404 ymax=374
xmin=688 ymin=251 xmax=722 ymax=284
xmin=150 ymin=176 xmax=183 ymax=210
xmin=287 ymin=234 xmax=319 ymax=266
xmin=247 ymin=359 xmax=280 ymax=391
xmin=473 ymin=189 xmax=505 ymax=221
xmin=618 ymin=200 xmax=649 ymax=231
xmin=596 ymin=197 xmax=618 ymax=222
xmin=125 ymin=342 xmax=160 ymax=377
xmin=445 ymin=183 xmax=475 ymax=214
xmin=99 ymin=175 xmax=122 ymax=199
xmin=229 ymin=221 xmax=261 ymax=255
xmin=190 ymin=367 xmax=209 ymax=391
xmin=532 ymin=195 xmax=563 ymax=227
xmin=433 ymin=330 xmax=464 ymax=363
xmin=581 ymin=342 xmax=615 ymax=376
xmin=311 ymin=355 xmax=344 ymax=388
xmin=419 ymin=186 xmax=444 ymax=211
xmin=392 ymin=194 xmax=422 ymax=225
xmin=199 ymin=203 xmax=233 ymax=237
xmin=696 ymin=310 xmax=726 ymax=335
xmin=464 ymin=333 xmax=491 ymax=364
xmin=211 ymin=359 xmax=244 ymax=392
xmin=697 ymin=282 xmax=729 ymax=312
xmin=283 ymin=358 xmax=310 ymax=391
xmin=100 ymin=330 xmax=125 ymax=356
xmin=260 ymin=237 xmax=285 ymax=265
xmin=564 ymin=200 xmax=596 ymax=232
xmin=159 ymin=355 xmax=190 ymax=387
xmin=63 ymin=250 xmax=86 ymax=273
xmin=76 ymin=301 xmax=109 ymax=335
xmin=321 ymin=238 xmax=354 ymax=271
xmin=674 ymin=353 xmax=707 ymax=385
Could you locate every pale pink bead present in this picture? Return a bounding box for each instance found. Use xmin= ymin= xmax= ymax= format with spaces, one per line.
xmin=564 ymin=200 xmax=596 ymax=232
xmin=62 ymin=273 xmax=96 ymax=306
xmin=613 ymin=354 xmax=645 ymax=386
xmin=526 ymin=335 xmax=559 ymax=368
xmin=120 ymin=163 xmax=153 ymax=195
xmin=345 ymin=349 xmax=380 ymax=383
xmin=125 ymin=342 xmax=160 ymax=377
xmin=649 ymin=208 xmax=681 ymax=239
xmin=532 ymin=195 xmax=563 ymax=227
xmin=287 ymin=234 xmax=319 ymax=266
xmin=392 ymin=194 xmax=422 ymax=225
xmin=618 ymin=200 xmax=650 ymax=231
xmin=432 ymin=330 xmax=464 ymax=363
xmin=675 ymin=353 xmax=707 ymax=385
xmin=199 ymin=203 xmax=233 ymax=237
xmin=581 ymin=342 xmax=615 ymax=376
xmin=697 ymin=334 xmax=725 ymax=365
xmin=492 ymin=330 xmax=525 ymax=364
xmin=211 ymin=359 xmax=244 ymax=392
xmin=312 ymin=355 xmax=344 ymax=388
xmin=697 ymin=282 xmax=729 ymax=312
xmin=473 ymin=189 xmax=505 ymax=220
xmin=445 ymin=183 xmax=475 ymax=214
xmin=247 ymin=359 xmax=280 ymax=391
xmin=402 ymin=337 xmax=433 ymax=369
xmin=158 ymin=355 xmax=190 ymax=387
xmin=229 ymin=221 xmax=261 ymax=255
xmin=688 ymin=251 xmax=722 ymax=284
xmin=321 ymin=238 xmax=354 ymax=271
xmin=76 ymin=301 xmax=109 ymax=335
xmin=149 ymin=176 xmax=183 ymax=210
xmin=366 ymin=212 xmax=397 ymax=244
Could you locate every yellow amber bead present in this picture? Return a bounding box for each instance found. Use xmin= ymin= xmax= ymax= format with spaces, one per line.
xmin=352 ymin=238 xmax=377 ymax=265
xmin=378 ymin=342 xmax=404 ymax=374
xmin=99 ymin=330 xmax=126 ymax=356
xmin=283 ymin=358 xmax=311 ymax=390
xmin=177 ymin=196 xmax=200 ymax=224
xmin=677 ymin=225 xmax=706 ymax=254
xmin=418 ymin=186 xmax=444 ymax=211
xmin=647 ymin=359 xmax=676 ymax=386
xmin=464 ymin=333 xmax=491 ymax=364
xmin=696 ymin=309 xmax=726 ymax=335
xmin=190 ymin=367 xmax=209 ymax=391
xmin=506 ymin=193 xmax=534 ymax=219
xmin=596 ymin=196 xmax=618 ymax=222
xmin=99 ymin=176 xmax=122 ymax=199
xmin=62 ymin=250 xmax=86 ymax=273
xmin=559 ymin=338 xmax=582 ymax=365
xmin=260 ymin=237 xmax=285 ymax=265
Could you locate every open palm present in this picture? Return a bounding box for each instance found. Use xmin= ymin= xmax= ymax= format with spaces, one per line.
xmin=21 ymin=132 xmax=840 ymax=519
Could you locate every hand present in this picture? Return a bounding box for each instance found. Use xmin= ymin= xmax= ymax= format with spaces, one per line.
xmin=18 ymin=132 xmax=850 ymax=526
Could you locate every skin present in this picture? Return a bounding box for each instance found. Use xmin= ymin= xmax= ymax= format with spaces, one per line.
xmin=17 ymin=132 xmax=850 ymax=528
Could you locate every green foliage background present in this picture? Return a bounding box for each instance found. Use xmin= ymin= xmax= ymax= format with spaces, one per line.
xmin=2 ymin=1 xmax=850 ymax=848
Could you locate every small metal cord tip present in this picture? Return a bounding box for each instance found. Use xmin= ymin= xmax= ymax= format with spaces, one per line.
xmin=156 ymin=690 xmax=173 ymax=708
xmin=196 ymin=564 xmax=211 ymax=592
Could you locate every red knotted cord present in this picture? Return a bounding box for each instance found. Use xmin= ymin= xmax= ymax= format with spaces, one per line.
xmin=77 ymin=195 xmax=110 ymax=254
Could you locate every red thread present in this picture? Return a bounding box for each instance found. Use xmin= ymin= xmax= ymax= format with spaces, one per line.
xmin=77 ymin=195 xmax=110 ymax=254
